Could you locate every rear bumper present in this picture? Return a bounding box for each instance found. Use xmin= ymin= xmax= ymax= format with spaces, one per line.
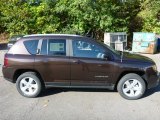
xmin=2 ymin=66 xmax=15 ymax=83
xmin=3 ymin=77 xmax=14 ymax=83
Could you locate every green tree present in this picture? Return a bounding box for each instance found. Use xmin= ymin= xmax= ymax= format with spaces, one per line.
xmin=0 ymin=0 xmax=5 ymax=33
xmin=0 ymin=0 xmax=146 ymax=41
xmin=0 ymin=0 xmax=58 ymax=34
xmin=136 ymin=0 xmax=160 ymax=33
xmin=54 ymin=0 xmax=134 ymax=40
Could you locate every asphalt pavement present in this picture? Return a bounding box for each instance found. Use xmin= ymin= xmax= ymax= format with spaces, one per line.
xmin=0 ymin=50 xmax=160 ymax=120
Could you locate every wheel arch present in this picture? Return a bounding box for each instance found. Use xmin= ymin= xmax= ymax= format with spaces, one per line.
xmin=115 ymin=71 xmax=147 ymax=90
xmin=13 ymin=69 xmax=45 ymax=87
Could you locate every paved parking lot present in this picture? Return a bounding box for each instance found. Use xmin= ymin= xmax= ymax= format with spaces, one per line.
xmin=0 ymin=50 xmax=160 ymax=120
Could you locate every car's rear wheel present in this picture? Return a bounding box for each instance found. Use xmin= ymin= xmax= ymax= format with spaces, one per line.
xmin=16 ymin=72 xmax=42 ymax=98
xmin=117 ymin=73 xmax=146 ymax=100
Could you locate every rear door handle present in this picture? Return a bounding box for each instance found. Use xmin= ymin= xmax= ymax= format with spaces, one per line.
xmin=73 ymin=60 xmax=80 ymax=64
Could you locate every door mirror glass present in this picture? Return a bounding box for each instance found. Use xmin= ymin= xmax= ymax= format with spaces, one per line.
xmin=101 ymin=53 xmax=110 ymax=60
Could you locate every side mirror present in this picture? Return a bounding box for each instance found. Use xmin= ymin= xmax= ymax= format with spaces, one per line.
xmin=97 ymin=53 xmax=110 ymax=60
xmin=103 ymin=54 xmax=109 ymax=60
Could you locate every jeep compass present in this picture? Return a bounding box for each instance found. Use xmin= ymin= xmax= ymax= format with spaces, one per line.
xmin=2 ymin=34 xmax=159 ymax=100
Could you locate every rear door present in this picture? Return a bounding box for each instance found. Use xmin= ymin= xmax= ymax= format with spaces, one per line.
xmin=34 ymin=38 xmax=70 ymax=86
xmin=70 ymin=39 xmax=114 ymax=87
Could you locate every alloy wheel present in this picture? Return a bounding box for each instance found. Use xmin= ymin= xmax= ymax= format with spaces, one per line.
xmin=20 ymin=77 xmax=38 ymax=96
xmin=122 ymin=79 xmax=142 ymax=97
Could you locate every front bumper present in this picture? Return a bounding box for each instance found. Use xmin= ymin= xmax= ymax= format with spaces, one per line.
xmin=143 ymin=67 xmax=160 ymax=89
xmin=157 ymin=72 xmax=160 ymax=85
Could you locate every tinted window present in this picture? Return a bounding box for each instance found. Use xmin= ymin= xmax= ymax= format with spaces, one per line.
xmin=48 ymin=39 xmax=66 ymax=56
xmin=24 ymin=40 xmax=39 ymax=54
xmin=72 ymin=40 xmax=105 ymax=59
xmin=40 ymin=40 xmax=48 ymax=55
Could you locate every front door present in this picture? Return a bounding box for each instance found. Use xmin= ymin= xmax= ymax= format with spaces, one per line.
xmin=70 ymin=39 xmax=114 ymax=86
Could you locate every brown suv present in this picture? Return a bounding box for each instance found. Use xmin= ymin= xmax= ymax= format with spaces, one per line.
xmin=2 ymin=34 xmax=159 ymax=100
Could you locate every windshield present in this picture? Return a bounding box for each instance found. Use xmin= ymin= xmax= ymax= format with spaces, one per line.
xmin=98 ymin=41 xmax=121 ymax=56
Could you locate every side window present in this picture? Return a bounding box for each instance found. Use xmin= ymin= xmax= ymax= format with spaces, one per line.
xmin=48 ymin=39 xmax=66 ymax=56
xmin=24 ymin=40 xmax=39 ymax=54
xmin=72 ymin=40 xmax=105 ymax=59
xmin=40 ymin=40 xmax=48 ymax=55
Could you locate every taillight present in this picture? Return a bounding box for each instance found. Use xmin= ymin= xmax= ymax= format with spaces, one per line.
xmin=4 ymin=54 xmax=8 ymax=67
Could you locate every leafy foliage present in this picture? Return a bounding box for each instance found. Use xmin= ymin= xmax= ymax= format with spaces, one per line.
xmin=0 ymin=0 xmax=159 ymax=40
xmin=137 ymin=0 xmax=160 ymax=33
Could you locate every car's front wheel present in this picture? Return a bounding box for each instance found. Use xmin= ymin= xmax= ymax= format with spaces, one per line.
xmin=117 ymin=73 xmax=146 ymax=100
xmin=16 ymin=72 xmax=42 ymax=98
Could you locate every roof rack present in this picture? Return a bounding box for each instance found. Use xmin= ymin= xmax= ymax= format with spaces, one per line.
xmin=23 ymin=34 xmax=82 ymax=37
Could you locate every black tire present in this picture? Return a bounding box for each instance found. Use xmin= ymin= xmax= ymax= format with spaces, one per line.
xmin=117 ymin=73 xmax=146 ymax=100
xmin=16 ymin=72 xmax=42 ymax=98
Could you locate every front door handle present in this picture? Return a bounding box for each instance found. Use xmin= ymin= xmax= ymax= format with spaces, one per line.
xmin=43 ymin=59 xmax=48 ymax=63
xmin=98 ymin=64 xmax=102 ymax=67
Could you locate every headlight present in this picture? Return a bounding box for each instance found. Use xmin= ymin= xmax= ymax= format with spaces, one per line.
xmin=152 ymin=65 xmax=157 ymax=71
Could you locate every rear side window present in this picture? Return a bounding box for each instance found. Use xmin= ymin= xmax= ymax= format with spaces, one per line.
xmin=48 ymin=39 xmax=66 ymax=56
xmin=24 ymin=40 xmax=39 ymax=54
